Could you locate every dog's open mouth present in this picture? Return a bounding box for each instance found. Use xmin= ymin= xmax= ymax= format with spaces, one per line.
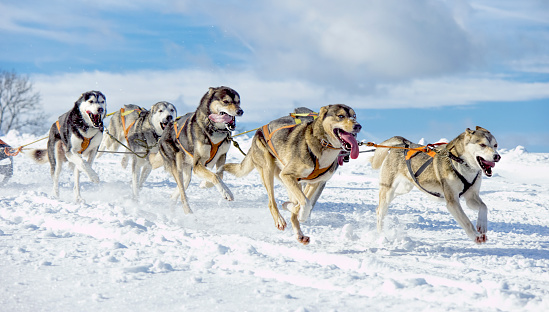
xmin=160 ymin=121 xmax=170 ymax=131
xmin=477 ymin=156 xmax=496 ymax=177
xmin=209 ymin=112 xmax=236 ymax=131
xmin=334 ymin=128 xmax=359 ymax=159
xmin=87 ymin=111 xmax=103 ymax=129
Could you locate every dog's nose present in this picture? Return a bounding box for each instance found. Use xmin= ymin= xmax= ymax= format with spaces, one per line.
xmin=494 ymin=153 xmax=501 ymax=162
xmin=236 ymin=108 xmax=244 ymax=117
xmin=166 ymin=115 xmax=173 ymax=122
xmin=353 ymin=123 xmax=362 ymax=133
xmin=98 ymin=107 xmax=104 ymax=115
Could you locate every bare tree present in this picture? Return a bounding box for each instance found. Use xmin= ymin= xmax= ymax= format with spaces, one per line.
xmin=0 ymin=70 xmax=46 ymax=135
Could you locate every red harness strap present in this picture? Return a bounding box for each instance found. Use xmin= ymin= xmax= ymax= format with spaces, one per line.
xmin=56 ymin=120 xmax=90 ymax=154
xmin=174 ymin=117 xmax=224 ymax=166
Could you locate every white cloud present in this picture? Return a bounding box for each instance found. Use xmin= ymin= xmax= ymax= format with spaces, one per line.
xmin=32 ymin=69 xmax=549 ymax=125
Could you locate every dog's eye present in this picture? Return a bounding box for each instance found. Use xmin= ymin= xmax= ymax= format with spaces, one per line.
xmin=480 ymin=144 xmax=487 ymax=148
xmin=337 ymin=115 xmax=345 ymax=119
xmin=494 ymin=144 xmax=498 ymax=148
xmin=223 ymin=100 xmax=230 ymax=104
xmin=159 ymin=110 xmax=163 ymax=113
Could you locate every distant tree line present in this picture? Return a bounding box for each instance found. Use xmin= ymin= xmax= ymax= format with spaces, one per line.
xmin=0 ymin=70 xmax=46 ymax=135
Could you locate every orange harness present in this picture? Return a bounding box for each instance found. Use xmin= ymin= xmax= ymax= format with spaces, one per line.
xmin=260 ymin=122 xmax=333 ymax=181
xmin=173 ymin=116 xmax=224 ymax=166
xmin=56 ymin=120 xmax=90 ymax=154
xmin=120 ymin=107 xmax=141 ymax=143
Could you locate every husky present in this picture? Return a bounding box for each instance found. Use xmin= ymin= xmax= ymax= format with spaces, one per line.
xmin=98 ymin=101 xmax=177 ymax=198
xmin=221 ymin=104 xmax=362 ymax=245
xmin=0 ymin=139 xmax=14 ymax=185
xmin=157 ymin=86 xmax=243 ymax=214
xmin=30 ymin=91 xmax=107 ymax=202
xmin=370 ymin=126 xmax=501 ymax=244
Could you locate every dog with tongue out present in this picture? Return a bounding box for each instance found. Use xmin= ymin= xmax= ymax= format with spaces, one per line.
xmin=220 ymin=104 xmax=361 ymax=245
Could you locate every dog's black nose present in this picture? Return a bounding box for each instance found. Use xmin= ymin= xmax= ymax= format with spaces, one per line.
xmin=494 ymin=153 xmax=501 ymax=162
xmin=166 ymin=115 xmax=173 ymax=122
xmin=353 ymin=123 xmax=362 ymax=133
xmin=236 ymin=108 xmax=244 ymax=117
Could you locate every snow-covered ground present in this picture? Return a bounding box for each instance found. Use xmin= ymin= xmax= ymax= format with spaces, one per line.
xmin=1 ymin=130 xmax=548 ymax=311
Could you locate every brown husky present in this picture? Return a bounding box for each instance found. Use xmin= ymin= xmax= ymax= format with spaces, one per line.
xmin=220 ymin=105 xmax=361 ymax=245
xmin=157 ymin=86 xmax=243 ymax=214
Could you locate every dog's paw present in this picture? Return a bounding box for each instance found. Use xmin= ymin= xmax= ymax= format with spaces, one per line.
xmin=298 ymin=202 xmax=313 ymax=222
xmin=88 ymin=171 xmax=100 ymax=183
xmin=275 ymin=216 xmax=287 ymax=231
xmin=281 ymin=201 xmax=298 ymax=214
xmin=216 ymin=183 xmax=234 ymax=201
xmin=297 ymin=234 xmax=310 ymax=245
xmin=475 ymin=234 xmax=488 ymax=244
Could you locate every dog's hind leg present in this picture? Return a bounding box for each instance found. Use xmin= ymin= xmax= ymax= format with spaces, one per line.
xmin=51 ymin=142 xmax=64 ymax=198
xmin=376 ymin=178 xmax=398 ymax=233
xmin=257 ymin=160 xmax=286 ymax=231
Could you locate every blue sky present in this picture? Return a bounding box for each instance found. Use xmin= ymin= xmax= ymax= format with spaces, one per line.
xmin=1 ymin=0 xmax=548 ymax=152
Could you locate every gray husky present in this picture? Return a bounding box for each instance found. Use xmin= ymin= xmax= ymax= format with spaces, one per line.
xmin=157 ymin=86 xmax=243 ymax=214
xmin=31 ymin=91 xmax=107 ymax=202
xmin=98 ymin=101 xmax=177 ymax=198
xmin=370 ymin=126 xmax=501 ymax=244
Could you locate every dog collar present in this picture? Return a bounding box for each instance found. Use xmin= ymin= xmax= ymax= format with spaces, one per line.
xmin=320 ymin=139 xmax=341 ymax=150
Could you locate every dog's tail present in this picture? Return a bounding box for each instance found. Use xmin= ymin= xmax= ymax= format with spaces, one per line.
xmin=369 ymin=136 xmax=406 ymax=170
xmin=26 ymin=149 xmax=49 ymax=165
xmin=219 ymin=151 xmax=255 ymax=178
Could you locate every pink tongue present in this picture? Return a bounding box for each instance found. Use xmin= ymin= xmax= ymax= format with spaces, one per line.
xmin=339 ymin=132 xmax=359 ymax=159
xmin=208 ymin=113 xmax=232 ymax=123
xmin=482 ymin=159 xmax=496 ymax=168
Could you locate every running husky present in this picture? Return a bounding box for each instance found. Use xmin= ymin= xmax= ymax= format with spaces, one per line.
xmin=221 ymin=104 xmax=362 ymax=245
xmin=31 ymin=91 xmax=107 ymax=202
xmin=98 ymin=101 xmax=177 ymax=198
xmin=370 ymin=126 xmax=501 ymax=244
xmin=158 ymin=86 xmax=243 ymax=214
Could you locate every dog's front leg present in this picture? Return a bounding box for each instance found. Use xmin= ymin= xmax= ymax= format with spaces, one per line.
xmin=200 ymin=154 xmax=226 ymax=189
xmin=443 ymin=187 xmax=484 ymax=244
xmin=193 ymin=159 xmax=233 ymax=201
xmin=464 ymin=192 xmax=488 ymax=243
xmin=279 ymin=172 xmax=311 ymax=222
xmin=73 ymin=165 xmax=83 ymax=203
xmin=131 ymin=156 xmax=141 ymax=199
xmin=65 ymin=152 xmax=99 ymax=183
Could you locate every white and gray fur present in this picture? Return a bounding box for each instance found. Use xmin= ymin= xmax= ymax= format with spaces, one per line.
xmin=370 ymin=126 xmax=501 ymax=244
xmin=98 ymin=101 xmax=177 ymax=198
xmin=30 ymin=91 xmax=107 ymax=202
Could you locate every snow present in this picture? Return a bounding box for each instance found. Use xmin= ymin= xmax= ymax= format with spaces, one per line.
xmin=1 ymin=130 xmax=549 ymax=311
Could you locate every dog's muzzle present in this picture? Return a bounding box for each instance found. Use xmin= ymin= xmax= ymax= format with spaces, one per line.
xmin=87 ymin=111 xmax=104 ymax=130
xmin=477 ymin=154 xmax=500 ymax=177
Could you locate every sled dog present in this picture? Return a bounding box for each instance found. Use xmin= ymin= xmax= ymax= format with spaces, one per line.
xmin=31 ymin=91 xmax=107 ymax=202
xmin=0 ymin=139 xmax=14 ymax=185
xmin=370 ymin=126 xmax=501 ymax=244
xmin=98 ymin=101 xmax=177 ymax=198
xmin=221 ymin=104 xmax=362 ymax=245
xmin=158 ymin=86 xmax=243 ymax=214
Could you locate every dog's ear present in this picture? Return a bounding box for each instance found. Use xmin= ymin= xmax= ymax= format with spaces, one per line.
xmin=208 ymin=87 xmax=216 ymax=96
xmin=475 ymin=126 xmax=489 ymax=133
xmin=319 ymin=105 xmax=331 ymax=119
